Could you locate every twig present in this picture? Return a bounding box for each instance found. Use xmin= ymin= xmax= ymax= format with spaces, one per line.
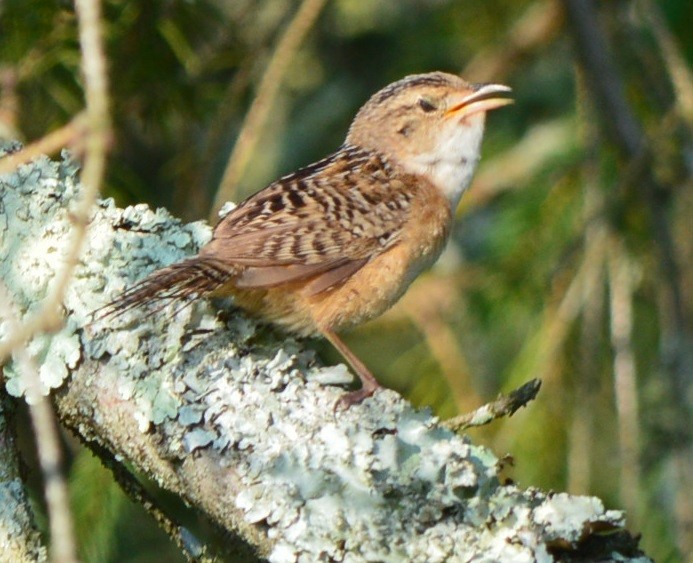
xmin=524 ymin=217 xmax=609 ymax=385
xmin=0 ymin=114 xmax=86 ymax=175
xmin=562 ymin=0 xmax=687 ymax=392
xmin=636 ymin=0 xmax=693 ymax=129
xmin=210 ymin=0 xmax=327 ymax=219
xmin=178 ymin=61 xmax=254 ymax=219
xmin=464 ymin=0 xmax=563 ymax=82
xmin=0 ymin=282 xmax=78 ymax=563
xmin=567 ymin=71 xmax=606 ymax=496
xmin=607 ymin=240 xmax=641 ymax=525
xmin=443 ymin=379 xmax=542 ymax=432
xmin=61 ymin=0 xmax=111 ymax=303
xmin=561 ymin=0 xmax=642 ymax=156
xmin=398 ymin=277 xmax=482 ymax=414
xmin=0 ymin=1 xmax=110 ymax=560
xmin=0 ymin=65 xmax=20 ymax=139
xmin=0 ymin=0 xmax=111 ymax=366
xmin=29 ymin=387 xmax=79 ymax=563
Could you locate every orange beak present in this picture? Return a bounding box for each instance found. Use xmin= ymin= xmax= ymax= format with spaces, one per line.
xmin=446 ymin=83 xmax=513 ymax=119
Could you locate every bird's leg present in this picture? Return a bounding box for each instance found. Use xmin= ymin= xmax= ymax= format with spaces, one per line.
xmin=321 ymin=328 xmax=382 ymax=409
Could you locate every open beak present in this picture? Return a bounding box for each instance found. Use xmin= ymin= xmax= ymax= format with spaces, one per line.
xmin=446 ymin=83 xmax=513 ymax=119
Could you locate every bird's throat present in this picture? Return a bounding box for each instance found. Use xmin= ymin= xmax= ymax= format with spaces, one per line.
xmin=404 ymin=116 xmax=486 ymax=210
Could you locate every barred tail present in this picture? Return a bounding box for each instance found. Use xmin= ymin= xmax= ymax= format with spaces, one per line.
xmin=95 ymin=257 xmax=234 ymax=321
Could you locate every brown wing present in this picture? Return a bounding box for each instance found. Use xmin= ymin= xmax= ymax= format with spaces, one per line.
xmin=201 ymin=146 xmax=413 ymax=293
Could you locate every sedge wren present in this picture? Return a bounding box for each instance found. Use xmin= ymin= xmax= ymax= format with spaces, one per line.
xmin=106 ymin=72 xmax=512 ymax=408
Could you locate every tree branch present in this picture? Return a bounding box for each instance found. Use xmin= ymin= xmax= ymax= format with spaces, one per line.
xmin=0 ymin=392 xmax=47 ymax=563
xmin=0 ymin=152 xmax=650 ymax=561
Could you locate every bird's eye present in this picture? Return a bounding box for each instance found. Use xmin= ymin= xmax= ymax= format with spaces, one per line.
xmin=417 ymin=97 xmax=437 ymax=112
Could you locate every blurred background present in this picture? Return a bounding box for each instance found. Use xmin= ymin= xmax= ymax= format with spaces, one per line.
xmin=1 ymin=0 xmax=691 ymax=561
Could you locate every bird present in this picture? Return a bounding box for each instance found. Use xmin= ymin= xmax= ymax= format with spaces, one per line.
xmin=103 ymin=71 xmax=512 ymax=408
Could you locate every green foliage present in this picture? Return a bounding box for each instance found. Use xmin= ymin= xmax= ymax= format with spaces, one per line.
xmin=69 ymin=450 xmax=124 ymax=562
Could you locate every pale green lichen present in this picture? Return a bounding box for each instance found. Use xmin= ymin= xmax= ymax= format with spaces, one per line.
xmin=1 ymin=154 xmax=83 ymax=398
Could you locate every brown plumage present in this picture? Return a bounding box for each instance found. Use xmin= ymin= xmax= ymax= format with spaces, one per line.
xmin=103 ymin=72 xmax=512 ymax=407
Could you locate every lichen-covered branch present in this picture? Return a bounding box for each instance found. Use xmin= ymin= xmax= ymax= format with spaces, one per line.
xmin=0 ymin=152 xmax=651 ymax=562
xmin=0 ymin=393 xmax=47 ymax=563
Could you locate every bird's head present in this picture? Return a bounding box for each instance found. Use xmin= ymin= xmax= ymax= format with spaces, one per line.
xmin=346 ymin=72 xmax=512 ymax=208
